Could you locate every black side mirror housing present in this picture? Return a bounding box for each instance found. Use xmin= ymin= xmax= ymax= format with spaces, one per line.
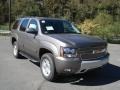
xmin=26 ymin=28 xmax=38 ymax=35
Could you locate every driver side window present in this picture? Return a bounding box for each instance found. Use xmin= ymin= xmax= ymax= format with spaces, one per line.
xmin=27 ymin=19 xmax=38 ymax=32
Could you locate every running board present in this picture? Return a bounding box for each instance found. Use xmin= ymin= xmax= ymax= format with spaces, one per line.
xmin=19 ymin=51 xmax=39 ymax=63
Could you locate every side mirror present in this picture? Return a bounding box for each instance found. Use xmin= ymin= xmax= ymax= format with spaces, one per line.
xmin=26 ymin=28 xmax=38 ymax=35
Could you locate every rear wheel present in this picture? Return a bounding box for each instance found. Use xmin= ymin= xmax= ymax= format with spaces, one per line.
xmin=40 ymin=53 xmax=56 ymax=81
xmin=13 ymin=41 xmax=21 ymax=58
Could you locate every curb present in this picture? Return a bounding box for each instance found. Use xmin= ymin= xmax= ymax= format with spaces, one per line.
xmin=0 ymin=30 xmax=10 ymax=36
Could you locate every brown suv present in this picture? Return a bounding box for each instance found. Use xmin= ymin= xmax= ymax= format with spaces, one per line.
xmin=11 ymin=17 xmax=109 ymax=81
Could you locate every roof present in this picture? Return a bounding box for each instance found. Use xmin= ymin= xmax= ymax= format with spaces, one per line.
xmin=19 ymin=16 xmax=66 ymax=21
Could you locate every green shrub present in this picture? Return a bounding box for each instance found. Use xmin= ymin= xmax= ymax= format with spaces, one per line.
xmin=78 ymin=13 xmax=120 ymax=44
xmin=93 ymin=12 xmax=113 ymax=26
xmin=93 ymin=22 xmax=120 ymax=43
xmin=109 ymin=22 xmax=120 ymax=37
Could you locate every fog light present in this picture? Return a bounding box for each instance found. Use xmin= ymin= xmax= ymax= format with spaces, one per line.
xmin=64 ymin=69 xmax=71 ymax=72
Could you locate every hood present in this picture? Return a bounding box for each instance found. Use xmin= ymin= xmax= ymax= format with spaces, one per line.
xmin=48 ymin=34 xmax=107 ymax=48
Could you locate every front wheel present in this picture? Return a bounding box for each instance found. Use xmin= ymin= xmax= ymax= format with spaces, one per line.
xmin=13 ymin=41 xmax=21 ymax=58
xmin=40 ymin=53 xmax=57 ymax=81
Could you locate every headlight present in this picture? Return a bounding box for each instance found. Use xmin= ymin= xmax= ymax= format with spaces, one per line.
xmin=101 ymin=48 xmax=107 ymax=53
xmin=101 ymin=48 xmax=108 ymax=53
xmin=60 ymin=47 xmax=77 ymax=58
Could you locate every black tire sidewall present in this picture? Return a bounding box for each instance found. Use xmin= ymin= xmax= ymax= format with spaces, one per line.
xmin=40 ymin=53 xmax=56 ymax=81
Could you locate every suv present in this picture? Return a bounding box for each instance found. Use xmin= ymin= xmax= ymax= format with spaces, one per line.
xmin=11 ymin=17 xmax=109 ymax=81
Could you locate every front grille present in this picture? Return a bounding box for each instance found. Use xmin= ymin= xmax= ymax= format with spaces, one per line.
xmin=77 ymin=46 xmax=106 ymax=60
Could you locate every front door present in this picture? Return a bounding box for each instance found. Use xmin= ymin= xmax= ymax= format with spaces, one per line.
xmin=23 ymin=19 xmax=40 ymax=60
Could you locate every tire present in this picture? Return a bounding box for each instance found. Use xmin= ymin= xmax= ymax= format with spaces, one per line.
xmin=40 ymin=53 xmax=56 ymax=81
xmin=13 ymin=41 xmax=21 ymax=58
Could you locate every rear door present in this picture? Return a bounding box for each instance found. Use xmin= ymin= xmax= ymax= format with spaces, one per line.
xmin=17 ymin=18 xmax=30 ymax=52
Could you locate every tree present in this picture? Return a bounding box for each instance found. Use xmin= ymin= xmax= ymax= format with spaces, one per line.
xmin=0 ymin=0 xmax=8 ymax=24
xmin=0 ymin=0 xmax=120 ymax=24
xmin=11 ymin=0 xmax=41 ymax=20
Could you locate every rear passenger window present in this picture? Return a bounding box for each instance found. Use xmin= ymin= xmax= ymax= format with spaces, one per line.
xmin=20 ymin=19 xmax=29 ymax=32
xmin=12 ymin=20 xmax=21 ymax=30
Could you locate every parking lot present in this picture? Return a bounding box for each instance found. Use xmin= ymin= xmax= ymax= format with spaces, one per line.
xmin=0 ymin=36 xmax=120 ymax=90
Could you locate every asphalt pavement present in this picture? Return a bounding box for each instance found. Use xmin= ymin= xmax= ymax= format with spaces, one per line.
xmin=0 ymin=36 xmax=120 ymax=90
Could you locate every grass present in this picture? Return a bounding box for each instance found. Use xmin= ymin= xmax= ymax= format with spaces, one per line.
xmin=0 ymin=23 xmax=9 ymax=30
xmin=0 ymin=23 xmax=10 ymax=36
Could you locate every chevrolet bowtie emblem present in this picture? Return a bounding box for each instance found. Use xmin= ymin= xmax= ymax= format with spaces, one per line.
xmin=92 ymin=50 xmax=95 ymax=54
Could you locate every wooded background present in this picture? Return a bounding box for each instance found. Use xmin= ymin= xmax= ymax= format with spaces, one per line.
xmin=0 ymin=0 xmax=120 ymax=23
xmin=0 ymin=0 xmax=120 ymax=43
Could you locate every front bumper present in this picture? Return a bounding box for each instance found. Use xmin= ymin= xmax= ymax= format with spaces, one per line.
xmin=76 ymin=54 xmax=109 ymax=73
xmin=55 ymin=54 xmax=109 ymax=74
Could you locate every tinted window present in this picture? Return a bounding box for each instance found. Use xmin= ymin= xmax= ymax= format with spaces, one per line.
xmin=27 ymin=19 xmax=38 ymax=31
xmin=20 ymin=19 xmax=29 ymax=32
xmin=40 ymin=20 xmax=80 ymax=34
xmin=12 ymin=20 xmax=21 ymax=30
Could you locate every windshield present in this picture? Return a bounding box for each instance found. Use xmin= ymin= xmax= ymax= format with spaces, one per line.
xmin=40 ymin=19 xmax=80 ymax=34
